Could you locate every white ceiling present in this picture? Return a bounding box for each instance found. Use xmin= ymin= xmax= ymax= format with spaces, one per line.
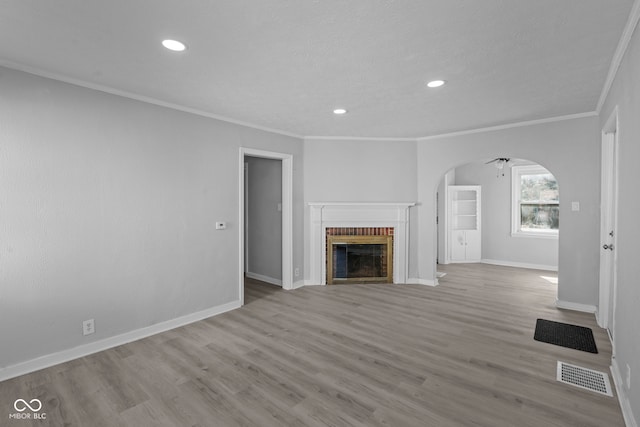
xmin=0 ymin=1 xmax=634 ymax=138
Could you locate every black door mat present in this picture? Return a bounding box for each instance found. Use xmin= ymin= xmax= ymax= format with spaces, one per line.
xmin=534 ymin=319 xmax=598 ymax=353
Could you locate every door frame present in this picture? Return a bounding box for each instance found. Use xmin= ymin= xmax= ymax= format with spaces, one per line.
xmin=239 ymin=148 xmax=293 ymax=306
xmin=439 ymin=170 xmax=455 ymax=264
xmin=597 ymin=107 xmax=619 ymax=344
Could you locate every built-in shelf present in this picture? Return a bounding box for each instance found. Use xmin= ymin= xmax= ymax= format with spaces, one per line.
xmin=448 ymin=186 xmax=481 ymax=262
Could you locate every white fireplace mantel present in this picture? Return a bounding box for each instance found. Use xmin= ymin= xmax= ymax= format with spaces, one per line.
xmin=308 ymin=202 xmax=416 ymax=285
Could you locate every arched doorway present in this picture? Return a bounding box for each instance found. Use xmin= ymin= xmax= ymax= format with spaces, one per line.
xmin=436 ymin=158 xmax=559 ymax=289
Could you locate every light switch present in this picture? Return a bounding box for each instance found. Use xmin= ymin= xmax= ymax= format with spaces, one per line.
xmin=571 ymin=202 xmax=580 ymax=212
xmin=215 ymin=221 xmax=227 ymax=230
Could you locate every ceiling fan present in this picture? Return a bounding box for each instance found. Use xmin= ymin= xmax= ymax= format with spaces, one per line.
xmin=485 ymin=158 xmax=511 ymax=176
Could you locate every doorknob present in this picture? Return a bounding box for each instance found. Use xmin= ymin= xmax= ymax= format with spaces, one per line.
xmin=603 ymin=244 xmax=614 ymax=250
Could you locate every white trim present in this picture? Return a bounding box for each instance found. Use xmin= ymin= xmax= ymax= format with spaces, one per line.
xmin=281 ymin=156 xmax=294 ymax=290
xmin=246 ymin=272 xmax=283 ymax=287
xmin=510 ymin=231 xmax=559 ymax=240
xmin=302 ymin=281 xmax=325 ymax=287
xmin=417 ymin=112 xmax=597 ymax=141
xmin=0 ymin=300 xmax=240 ymax=382
xmin=308 ymin=202 xmax=416 ymax=207
xmin=598 ymin=107 xmax=620 ymax=339
xmin=611 ymin=358 xmax=639 ymax=427
xmin=308 ymin=202 xmax=415 ymax=285
xmin=1 ymin=60 xmax=610 ymax=142
xmin=244 ymin=162 xmax=249 ymax=274
xmin=511 ymin=164 xmax=559 ymax=238
xmin=291 ymin=280 xmax=307 ymax=289
xmin=440 ymin=171 xmax=454 ymax=265
xmin=481 ymin=259 xmax=558 ymax=272
xmin=239 ymin=148 xmax=294 ymax=305
xmin=555 ymin=299 xmax=597 ymax=314
xmin=596 ymin=0 xmax=640 ymax=113
xmin=406 ymin=278 xmax=439 ymax=287
xmin=603 ymin=105 xmax=620 ymax=134
xmin=304 ymin=136 xmax=416 ymax=142
xmin=0 ymin=60 xmax=303 ymax=139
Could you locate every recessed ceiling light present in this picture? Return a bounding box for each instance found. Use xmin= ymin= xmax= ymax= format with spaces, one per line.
xmin=427 ymin=80 xmax=446 ymax=88
xmin=162 ymin=39 xmax=187 ymax=52
xmin=333 ymin=108 xmax=347 ymax=115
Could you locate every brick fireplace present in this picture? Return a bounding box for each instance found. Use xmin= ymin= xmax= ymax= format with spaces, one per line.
xmin=308 ymin=203 xmax=415 ymax=285
xmin=326 ymin=227 xmax=394 ymax=284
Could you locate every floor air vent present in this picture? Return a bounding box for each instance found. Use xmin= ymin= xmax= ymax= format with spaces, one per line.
xmin=556 ymin=361 xmax=613 ymax=396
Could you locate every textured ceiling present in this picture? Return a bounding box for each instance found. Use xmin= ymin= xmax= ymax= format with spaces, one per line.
xmin=0 ymin=1 xmax=634 ymax=138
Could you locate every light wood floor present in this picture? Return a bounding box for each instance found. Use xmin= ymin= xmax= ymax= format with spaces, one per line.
xmin=0 ymin=264 xmax=625 ymax=426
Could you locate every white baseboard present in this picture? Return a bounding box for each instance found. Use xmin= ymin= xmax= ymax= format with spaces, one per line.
xmin=555 ymin=299 xmax=597 ymax=314
xmin=246 ymin=271 xmax=282 ymax=286
xmin=406 ymin=277 xmax=439 ymax=287
xmin=611 ymin=358 xmax=638 ymax=427
xmin=0 ymin=299 xmax=241 ymax=382
xmin=448 ymin=259 xmax=482 ymax=264
xmin=482 ymin=259 xmax=558 ymax=272
xmin=291 ymin=279 xmax=307 ymax=289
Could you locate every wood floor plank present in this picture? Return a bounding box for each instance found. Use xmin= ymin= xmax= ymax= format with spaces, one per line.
xmin=0 ymin=265 xmax=625 ymax=426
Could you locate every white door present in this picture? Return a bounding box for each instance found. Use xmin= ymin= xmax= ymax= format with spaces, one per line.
xmin=451 ymin=230 xmax=467 ymax=261
xmin=598 ymin=128 xmax=618 ymax=342
xmin=465 ymin=230 xmax=482 ymax=261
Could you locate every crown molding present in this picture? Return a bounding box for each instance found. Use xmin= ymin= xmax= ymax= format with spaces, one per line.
xmin=0 ymin=60 xmax=304 ymax=140
xmin=1 ymin=56 xmax=615 ymax=143
xmin=416 ymin=112 xmax=598 ymax=142
xmin=307 ymin=111 xmax=599 ymax=142
xmin=304 ymin=135 xmax=416 ymax=142
xmin=596 ymin=0 xmax=640 ymax=113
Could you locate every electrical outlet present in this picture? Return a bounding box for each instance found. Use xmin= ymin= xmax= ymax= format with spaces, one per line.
xmin=626 ymin=364 xmax=631 ymax=389
xmin=294 ymin=268 xmax=300 ymax=277
xmin=83 ymin=319 xmax=95 ymax=336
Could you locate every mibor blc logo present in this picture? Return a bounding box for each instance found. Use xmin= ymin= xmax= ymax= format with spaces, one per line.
xmin=9 ymin=398 xmax=46 ymax=420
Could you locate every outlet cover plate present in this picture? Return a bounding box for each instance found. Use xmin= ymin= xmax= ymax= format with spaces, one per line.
xmin=83 ymin=319 xmax=95 ymax=336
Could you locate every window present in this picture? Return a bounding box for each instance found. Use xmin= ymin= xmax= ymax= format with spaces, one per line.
xmin=511 ymin=165 xmax=558 ymax=238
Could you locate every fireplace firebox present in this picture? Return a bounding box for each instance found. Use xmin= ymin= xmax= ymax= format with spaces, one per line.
xmin=327 ymin=235 xmax=393 ymax=284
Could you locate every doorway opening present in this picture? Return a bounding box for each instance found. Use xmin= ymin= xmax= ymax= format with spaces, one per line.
xmin=245 ymin=156 xmax=282 ymax=285
xmin=436 ymin=158 xmax=559 ymax=291
xmin=239 ymin=148 xmax=293 ymax=306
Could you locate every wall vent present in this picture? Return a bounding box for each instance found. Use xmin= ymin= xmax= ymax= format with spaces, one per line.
xmin=557 ymin=361 xmax=613 ymax=396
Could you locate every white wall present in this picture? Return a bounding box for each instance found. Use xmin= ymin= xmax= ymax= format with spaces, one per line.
xmin=303 ymin=138 xmax=417 ymax=202
xmin=0 ymin=67 xmax=304 ymax=371
xmin=304 ymin=130 xmax=599 ymax=297
xmin=454 ymin=162 xmax=558 ymax=270
xmin=304 ymin=138 xmax=418 ymax=280
xmin=246 ymin=156 xmax=282 ymax=284
xmin=416 ymin=116 xmax=601 ymax=306
xmin=303 ymin=138 xmax=419 ymax=280
xmin=600 ymin=13 xmax=640 ymax=424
